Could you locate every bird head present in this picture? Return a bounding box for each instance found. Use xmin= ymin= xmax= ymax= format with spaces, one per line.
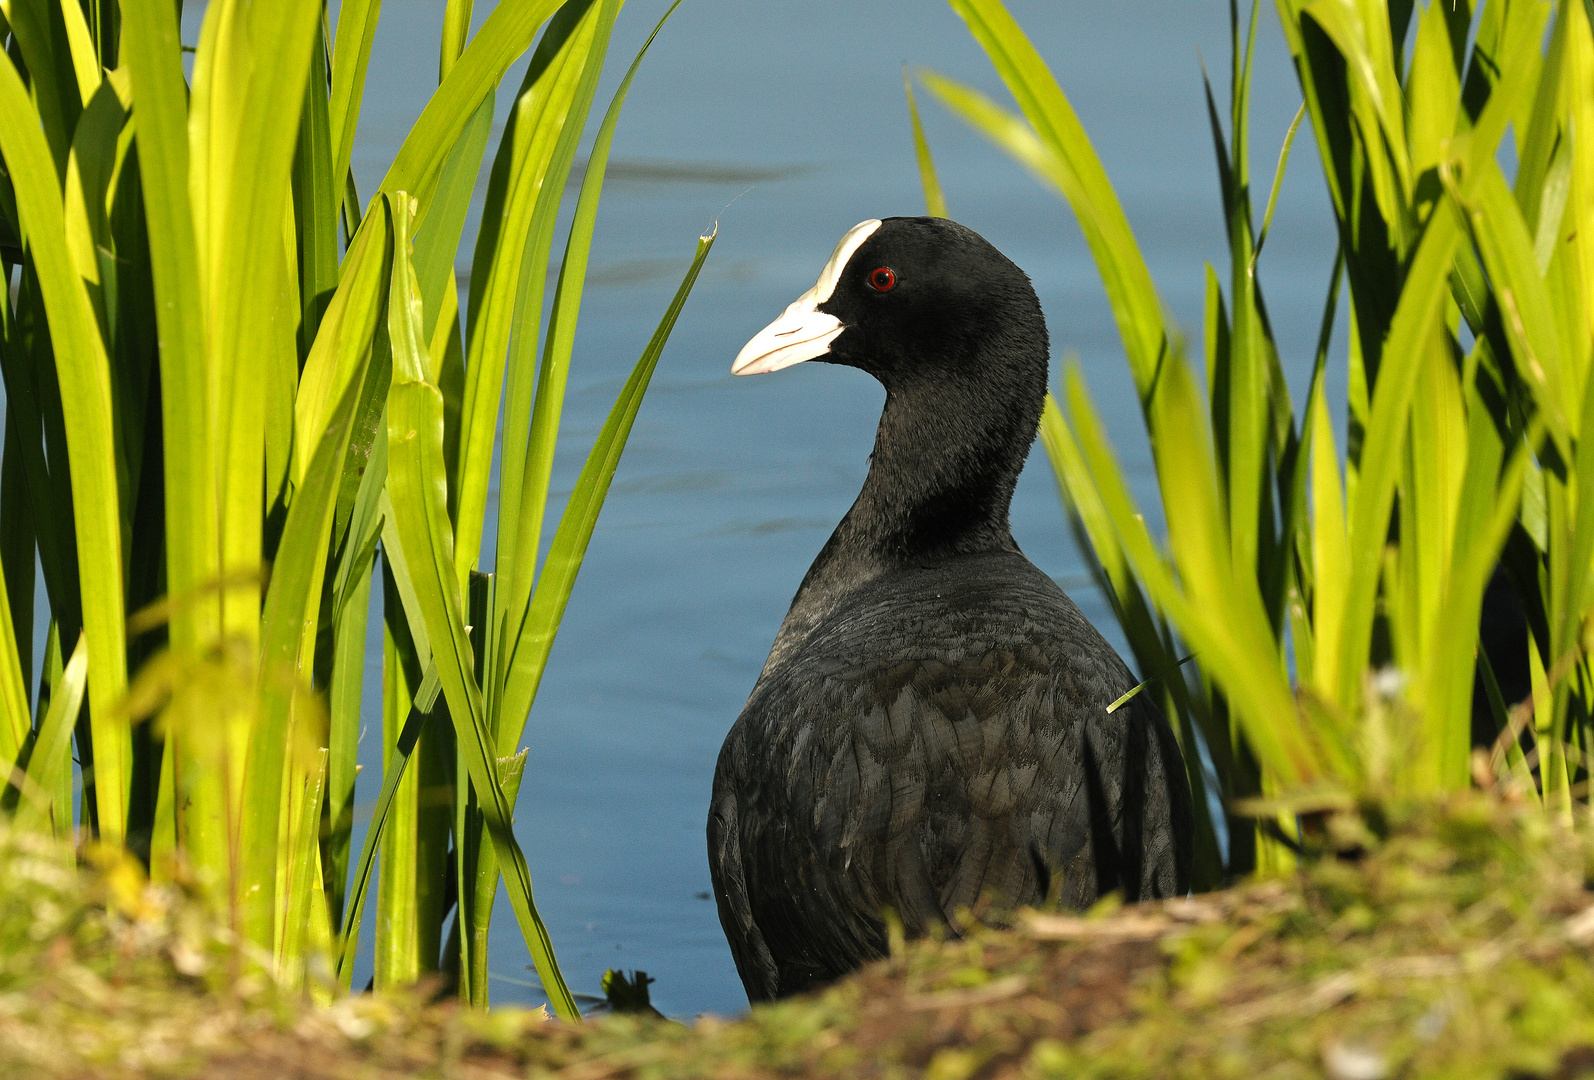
xmin=732 ymin=216 xmax=1048 ymax=400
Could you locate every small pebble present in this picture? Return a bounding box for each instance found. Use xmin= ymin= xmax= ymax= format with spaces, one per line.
xmin=1372 ymin=667 xmax=1406 ymax=700
xmin=1324 ymin=1040 xmax=1387 ymax=1080
xmin=1413 ymin=1005 xmax=1447 ymax=1041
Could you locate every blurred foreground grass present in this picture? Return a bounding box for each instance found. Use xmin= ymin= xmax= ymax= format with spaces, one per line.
xmin=5 ymin=795 xmax=1593 ymax=1080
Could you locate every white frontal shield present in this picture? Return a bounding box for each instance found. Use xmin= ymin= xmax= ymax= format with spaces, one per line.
xmin=732 ymin=219 xmax=882 ymax=375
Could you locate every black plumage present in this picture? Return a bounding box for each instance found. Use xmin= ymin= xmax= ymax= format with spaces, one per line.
xmin=709 ymin=217 xmax=1193 ymax=1002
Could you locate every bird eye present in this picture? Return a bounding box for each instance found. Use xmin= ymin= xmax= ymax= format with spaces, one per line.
xmin=867 ymin=267 xmax=896 ymax=292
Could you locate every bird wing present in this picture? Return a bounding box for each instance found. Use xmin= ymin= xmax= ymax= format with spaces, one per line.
xmin=707 ymin=723 xmax=782 ymax=1002
xmin=710 ymin=555 xmax=1192 ymax=999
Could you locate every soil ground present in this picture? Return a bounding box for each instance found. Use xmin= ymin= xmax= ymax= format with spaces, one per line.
xmin=4 ymin=796 xmax=1594 ymax=1079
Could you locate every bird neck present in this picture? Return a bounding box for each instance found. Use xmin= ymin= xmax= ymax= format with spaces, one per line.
xmin=839 ymin=377 xmax=1029 ymax=562
xmin=773 ymin=376 xmax=1035 ymax=650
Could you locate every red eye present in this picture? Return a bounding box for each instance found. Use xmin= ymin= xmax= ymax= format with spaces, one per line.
xmin=867 ymin=267 xmax=896 ymax=292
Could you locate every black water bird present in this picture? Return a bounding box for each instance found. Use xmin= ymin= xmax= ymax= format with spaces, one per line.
xmin=708 ymin=217 xmax=1193 ymax=1002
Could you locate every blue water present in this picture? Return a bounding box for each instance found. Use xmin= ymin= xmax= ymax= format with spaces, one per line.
xmin=230 ymin=0 xmax=1339 ymax=1018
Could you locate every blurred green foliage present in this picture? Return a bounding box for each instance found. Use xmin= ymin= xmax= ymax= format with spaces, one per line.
xmin=0 ymin=0 xmax=709 ymax=1020
xmin=917 ymin=0 xmax=1594 ymax=886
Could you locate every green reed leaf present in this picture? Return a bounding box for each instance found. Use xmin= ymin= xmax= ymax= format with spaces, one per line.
xmin=388 ymin=374 xmax=579 ymax=1020
xmin=441 ymin=0 xmax=476 ymax=82
xmin=277 ymin=747 xmax=330 ymax=981
xmin=329 ymin=0 xmax=381 ymax=226
xmin=904 ymin=70 xmax=949 ymax=218
xmin=122 ymin=0 xmax=216 ymax=664
xmin=939 ymin=0 xmax=1166 ymax=400
xmin=499 ymin=228 xmax=714 ymax=745
xmin=4 ymin=0 xmax=84 ymax=176
xmin=10 ymin=633 xmax=86 ymax=836
xmin=411 ymin=93 xmax=494 ymax=345
xmin=1336 ymin=196 xmax=1463 ymax=708
xmin=1253 ymin=103 xmax=1304 ymax=260
xmin=379 ymin=0 xmax=565 ymax=226
xmin=336 ymin=663 xmax=441 ymax=985
xmin=0 ymin=49 xmax=129 ymax=840
xmin=0 ymin=425 xmax=31 ymax=767
xmin=245 ymin=193 xmax=396 ymax=956
xmin=1466 ymin=162 xmax=1571 ymax=450
xmin=1148 ymin=350 xmax=1328 ymax=784
xmin=294 ymin=203 xmax=396 ymax=488
xmin=1039 ymin=389 xmax=1226 ymax=888
xmin=1406 ymin=0 xmax=1462 ymax=182
xmin=295 ymin=22 xmax=340 ymax=360
xmin=1299 ymin=0 xmax=1412 ymax=225
xmin=496 ymin=0 xmax=677 ymax=744
xmin=386 ymin=181 xmax=579 ymax=1014
xmin=457 ymin=0 xmax=614 ymax=596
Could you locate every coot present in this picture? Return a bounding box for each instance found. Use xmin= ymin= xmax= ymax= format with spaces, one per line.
xmin=709 ymin=217 xmax=1193 ymax=1002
